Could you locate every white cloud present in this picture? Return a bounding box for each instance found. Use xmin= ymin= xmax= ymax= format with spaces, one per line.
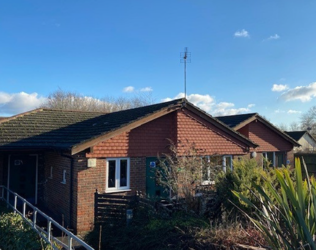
xmin=248 ymin=104 xmax=255 ymax=108
xmin=287 ymin=109 xmax=301 ymax=114
xmin=0 ymin=92 xmax=47 ymax=116
xmin=140 ymin=87 xmax=153 ymax=92
xmin=163 ymin=93 xmax=253 ymax=116
xmin=266 ymin=34 xmax=280 ymax=41
xmin=234 ymin=29 xmax=249 ymax=38
xmin=123 ymin=86 xmax=135 ymax=93
xmin=280 ymin=82 xmax=316 ymax=102
xmin=274 ymin=109 xmax=285 ymax=114
xmin=272 ymin=84 xmax=289 ymax=92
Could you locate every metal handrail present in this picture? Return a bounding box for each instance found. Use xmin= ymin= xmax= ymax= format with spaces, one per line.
xmin=0 ymin=185 xmax=94 ymax=250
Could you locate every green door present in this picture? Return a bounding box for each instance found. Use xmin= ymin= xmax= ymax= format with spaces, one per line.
xmin=146 ymin=157 xmax=169 ymax=200
xmin=9 ymin=155 xmax=37 ymax=204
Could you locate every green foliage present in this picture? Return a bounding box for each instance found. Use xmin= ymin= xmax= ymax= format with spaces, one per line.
xmin=0 ymin=212 xmax=51 ymax=250
xmin=85 ymin=207 xmax=265 ymax=250
xmin=215 ymin=158 xmax=286 ymax=217
xmin=233 ymin=157 xmax=316 ymax=249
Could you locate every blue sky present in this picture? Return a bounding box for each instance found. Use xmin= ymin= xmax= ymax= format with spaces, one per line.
xmin=1 ymin=0 xmax=316 ymax=127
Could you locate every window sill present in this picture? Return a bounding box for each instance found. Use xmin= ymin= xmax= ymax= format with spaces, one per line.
xmin=61 ymin=181 xmax=66 ymax=185
xmin=105 ymin=189 xmax=131 ymax=193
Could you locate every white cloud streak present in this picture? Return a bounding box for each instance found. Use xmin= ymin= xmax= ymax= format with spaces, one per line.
xmin=272 ymin=84 xmax=289 ymax=92
xmin=279 ymin=82 xmax=316 ymax=102
xmin=287 ymin=110 xmax=301 ymax=114
xmin=123 ymin=86 xmax=135 ymax=93
xmin=267 ymin=34 xmax=280 ymax=40
xmin=0 ymin=92 xmax=47 ymax=116
xmin=234 ymin=29 xmax=249 ymax=38
xmin=162 ymin=93 xmax=253 ymax=116
xmin=140 ymin=87 xmax=153 ymax=92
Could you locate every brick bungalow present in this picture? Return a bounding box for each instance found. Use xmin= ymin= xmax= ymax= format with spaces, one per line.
xmin=285 ymin=131 xmax=316 ymax=152
xmin=216 ymin=113 xmax=300 ymax=167
xmin=0 ymin=98 xmax=257 ymax=234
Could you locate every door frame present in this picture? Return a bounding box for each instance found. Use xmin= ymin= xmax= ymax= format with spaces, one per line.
xmin=7 ymin=154 xmax=39 ymax=204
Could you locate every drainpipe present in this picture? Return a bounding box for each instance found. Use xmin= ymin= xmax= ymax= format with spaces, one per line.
xmin=60 ymin=152 xmax=74 ymax=231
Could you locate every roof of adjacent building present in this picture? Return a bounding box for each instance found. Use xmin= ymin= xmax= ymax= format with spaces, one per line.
xmin=216 ymin=113 xmax=256 ymax=128
xmin=284 ymin=130 xmax=316 ymax=141
xmin=0 ymin=98 xmax=257 ymax=154
xmin=216 ymin=113 xmax=300 ymax=147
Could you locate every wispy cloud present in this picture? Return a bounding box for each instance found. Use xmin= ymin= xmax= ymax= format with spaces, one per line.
xmin=248 ymin=104 xmax=255 ymax=108
xmin=274 ymin=109 xmax=285 ymax=114
xmin=287 ymin=109 xmax=301 ymax=114
xmin=140 ymin=87 xmax=153 ymax=92
xmin=272 ymin=84 xmax=289 ymax=92
xmin=163 ymin=93 xmax=254 ymax=116
xmin=0 ymin=92 xmax=47 ymax=116
xmin=266 ymin=34 xmax=280 ymax=41
xmin=234 ymin=29 xmax=249 ymax=38
xmin=123 ymin=86 xmax=135 ymax=93
xmin=279 ymin=82 xmax=316 ymax=102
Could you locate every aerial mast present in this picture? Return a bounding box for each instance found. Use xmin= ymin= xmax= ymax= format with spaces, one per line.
xmin=180 ymin=47 xmax=191 ymax=99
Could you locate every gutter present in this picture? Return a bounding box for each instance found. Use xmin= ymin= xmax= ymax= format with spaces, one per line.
xmin=60 ymin=152 xmax=74 ymax=231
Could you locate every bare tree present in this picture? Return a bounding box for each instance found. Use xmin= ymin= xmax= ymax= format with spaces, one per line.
xmin=277 ymin=123 xmax=288 ymax=131
xmin=300 ymin=106 xmax=316 ymax=135
xmin=40 ymin=89 xmax=154 ymax=112
xmin=289 ymin=121 xmax=301 ymax=131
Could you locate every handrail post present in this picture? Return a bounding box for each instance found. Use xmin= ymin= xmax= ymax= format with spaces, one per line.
xmin=23 ymin=200 xmax=26 ymax=218
xmin=33 ymin=209 xmax=37 ymax=229
xmin=68 ymin=236 xmax=73 ymax=249
xmin=47 ymin=220 xmax=52 ymax=242
xmin=14 ymin=195 xmax=17 ymax=214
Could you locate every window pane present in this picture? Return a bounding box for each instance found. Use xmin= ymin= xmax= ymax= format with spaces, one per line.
xmin=275 ymin=152 xmax=284 ymax=167
xmin=108 ymin=160 xmax=116 ymax=188
xmin=224 ymin=156 xmax=232 ymax=168
xmin=120 ymin=159 xmax=127 ymax=187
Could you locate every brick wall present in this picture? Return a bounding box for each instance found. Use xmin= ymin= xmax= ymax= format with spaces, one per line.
xmin=43 ymin=151 xmax=72 ymax=228
xmin=0 ymin=153 xmax=3 ymax=185
xmin=177 ymin=110 xmax=250 ymax=155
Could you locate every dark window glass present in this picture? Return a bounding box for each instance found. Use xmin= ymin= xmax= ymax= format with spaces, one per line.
xmin=275 ymin=152 xmax=284 ymax=167
xmin=120 ymin=159 xmax=127 ymax=187
xmin=108 ymin=160 xmax=116 ymax=188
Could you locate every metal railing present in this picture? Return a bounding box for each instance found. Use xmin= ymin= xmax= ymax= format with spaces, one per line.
xmin=0 ymin=185 xmax=94 ymax=250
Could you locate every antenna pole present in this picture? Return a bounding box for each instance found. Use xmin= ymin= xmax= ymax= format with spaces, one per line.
xmin=180 ymin=47 xmax=191 ymax=99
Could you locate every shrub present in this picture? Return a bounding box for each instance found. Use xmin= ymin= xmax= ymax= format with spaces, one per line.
xmin=215 ymin=158 xmax=289 ymax=218
xmin=0 ymin=212 xmax=51 ymax=250
xmin=233 ymin=157 xmax=316 ymax=249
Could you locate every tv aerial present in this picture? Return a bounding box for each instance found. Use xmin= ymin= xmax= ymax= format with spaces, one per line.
xmin=180 ymin=47 xmax=191 ymax=99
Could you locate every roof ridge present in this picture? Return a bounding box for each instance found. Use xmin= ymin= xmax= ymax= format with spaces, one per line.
xmin=216 ymin=112 xmax=258 ymax=118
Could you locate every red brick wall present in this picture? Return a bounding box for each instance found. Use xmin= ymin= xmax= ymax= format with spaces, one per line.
xmin=43 ymin=151 xmax=72 ymax=228
xmin=74 ymin=155 xmax=146 ymax=234
xmin=240 ymin=121 xmax=293 ymax=152
xmin=87 ymin=113 xmax=176 ymax=158
xmin=177 ymin=110 xmax=250 ymax=155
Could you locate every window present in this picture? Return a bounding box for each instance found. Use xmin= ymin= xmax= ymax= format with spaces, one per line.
xmin=61 ymin=170 xmax=66 ymax=184
xmin=262 ymin=152 xmax=285 ymax=168
xmin=106 ymin=158 xmax=130 ymax=192
xmin=201 ymin=155 xmax=232 ymax=185
xmin=223 ymin=155 xmax=233 ymax=172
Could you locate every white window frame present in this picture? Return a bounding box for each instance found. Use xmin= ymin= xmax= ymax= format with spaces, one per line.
xmin=106 ymin=158 xmax=130 ymax=193
xmin=49 ymin=166 xmax=53 ymax=179
xmin=61 ymin=170 xmax=66 ymax=184
xmin=222 ymin=155 xmax=233 ymax=172
xmin=262 ymin=152 xmax=275 ymax=167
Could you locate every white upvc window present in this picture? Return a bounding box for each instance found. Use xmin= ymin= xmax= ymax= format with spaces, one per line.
xmin=222 ymin=155 xmax=233 ymax=172
xmin=106 ymin=158 xmax=130 ymax=192
xmin=262 ymin=152 xmax=285 ymax=168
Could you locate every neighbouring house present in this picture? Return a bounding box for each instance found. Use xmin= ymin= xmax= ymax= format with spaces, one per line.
xmin=216 ymin=113 xmax=300 ymax=167
xmin=285 ymin=131 xmax=316 ymax=152
xmin=0 ymin=98 xmax=257 ymax=234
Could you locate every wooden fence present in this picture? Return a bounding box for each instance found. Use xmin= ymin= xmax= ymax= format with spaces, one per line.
xmin=94 ymin=190 xmax=155 ymax=223
xmin=295 ymin=153 xmax=316 ymax=176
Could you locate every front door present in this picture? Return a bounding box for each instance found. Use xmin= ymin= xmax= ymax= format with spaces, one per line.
xmin=9 ymin=154 xmax=37 ymax=204
xmin=146 ymin=157 xmax=169 ymax=200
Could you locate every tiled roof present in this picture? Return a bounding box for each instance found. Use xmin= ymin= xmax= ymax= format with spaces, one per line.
xmin=284 ymin=131 xmax=306 ymax=141
xmin=0 ymin=99 xmax=183 ymax=150
xmin=216 ymin=113 xmax=257 ymax=128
